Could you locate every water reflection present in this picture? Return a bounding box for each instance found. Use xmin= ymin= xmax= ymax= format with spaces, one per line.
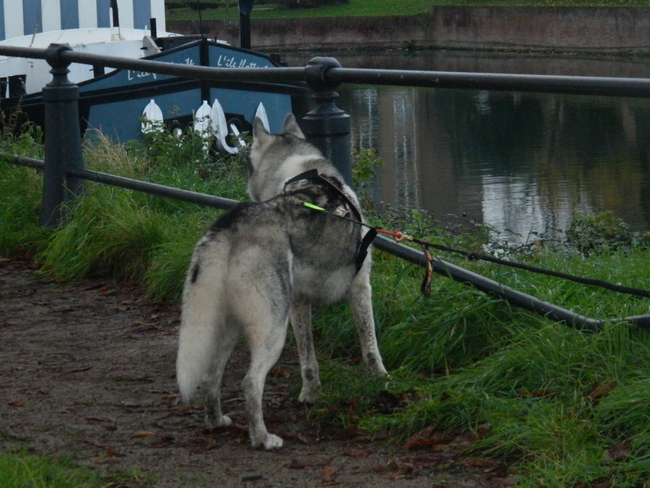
xmin=339 ymin=85 xmax=650 ymax=243
xmin=283 ymin=50 xmax=650 ymax=243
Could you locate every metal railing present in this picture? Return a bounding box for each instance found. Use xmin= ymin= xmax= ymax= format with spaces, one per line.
xmin=3 ymin=41 xmax=650 ymax=330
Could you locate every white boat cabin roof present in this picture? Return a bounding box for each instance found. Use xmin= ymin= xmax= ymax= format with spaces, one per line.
xmin=0 ymin=0 xmax=166 ymax=41
xmin=0 ymin=0 xmax=171 ymax=96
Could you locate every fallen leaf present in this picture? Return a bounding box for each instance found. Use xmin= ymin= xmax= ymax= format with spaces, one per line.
xmin=288 ymin=459 xmax=308 ymax=470
xmin=106 ymin=446 xmax=122 ymax=457
xmin=85 ymin=416 xmax=115 ymax=424
xmin=588 ymin=381 xmax=618 ymax=400
xmin=8 ymin=401 xmax=25 ymax=407
xmin=241 ymin=474 xmax=264 ymax=483
xmin=487 ymin=463 xmax=509 ymax=478
xmin=131 ymin=431 xmax=156 ymax=438
xmin=284 ymin=431 xmax=310 ymax=444
xmin=489 ymin=478 xmax=514 ymax=488
xmin=603 ymin=443 xmax=631 ymax=462
xmin=464 ymin=458 xmax=509 ymax=478
xmin=269 ymin=368 xmax=291 ymax=378
xmin=404 ymin=425 xmax=437 ymax=451
xmin=388 ymin=457 xmax=415 ymax=474
xmin=344 ymin=447 xmax=376 ymax=458
xmin=120 ymin=401 xmax=143 ymax=408
xmin=85 ymin=438 xmax=104 ymax=448
xmin=69 ymin=366 xmax=92 ymax=373
xmin=322 ymin=467 xmax=338 ymax=483
xmin=451 ymin=432 xmax=478 ymax=449
xmin=465 ymin=458 xmax=494 ymax=468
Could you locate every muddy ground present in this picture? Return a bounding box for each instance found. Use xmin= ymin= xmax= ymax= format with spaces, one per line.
xmin=0 ymin=259 xmax=512 ymax=487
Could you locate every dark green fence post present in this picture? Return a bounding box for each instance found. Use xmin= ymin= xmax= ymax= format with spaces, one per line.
xmin=239 ymin=0 xmax=253 ymax=50
xmin=301 ymin=57 xmax=352 ymax=186
xmin=41 ymin=43 xmax=85 ymax=228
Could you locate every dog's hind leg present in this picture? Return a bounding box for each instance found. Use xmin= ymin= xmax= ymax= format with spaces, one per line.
xmin=290 ymin=300 xmax=321 ymax=403
xmin=242 ymin=312 xmax=289 ymax=450
xmin=203 ymin=326 xmax=238 ymax=428
xmin=348 ymin=265 xmax=388 ymax=377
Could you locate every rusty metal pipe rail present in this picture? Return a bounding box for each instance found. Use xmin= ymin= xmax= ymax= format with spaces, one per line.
xmin=328 ymin=68 xmax=650 ymax=98
xmin=6 ymin=153 xmax=239 ymax=210
xmin=2 ymin=44 xmax=650 ymax=98
xmin=7 ymin=152 xmax=648 ymax=332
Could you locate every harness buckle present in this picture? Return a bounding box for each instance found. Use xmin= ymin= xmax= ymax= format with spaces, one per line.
xmin=334 ymin=203 xmax=351 ymax=218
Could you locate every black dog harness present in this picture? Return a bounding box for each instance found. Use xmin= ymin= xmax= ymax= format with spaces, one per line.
xmin=284 ymin=169 xmax=377 ymax=273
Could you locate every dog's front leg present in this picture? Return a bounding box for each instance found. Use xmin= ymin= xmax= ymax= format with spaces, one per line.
xmin=348 ymin=265 xmax=388 ymax=377
xmin=290 ymin=300 xmax=321 ymax=403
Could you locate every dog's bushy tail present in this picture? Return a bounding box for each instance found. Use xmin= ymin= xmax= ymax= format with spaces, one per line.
xmin=176 ymin=259 xmax=225 ymax=403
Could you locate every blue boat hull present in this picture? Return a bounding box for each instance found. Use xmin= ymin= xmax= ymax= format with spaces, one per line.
xmin=4 ymin=38 xmax=309 ymax=143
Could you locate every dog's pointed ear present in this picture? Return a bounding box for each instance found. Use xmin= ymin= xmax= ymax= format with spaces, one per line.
xmin=252 ymin=116 xmax=271 ymax=143
xmin=282 ymin=113 xmax=305 ymax=139
xmin=250 ymin=116 xmax=275 ymax=174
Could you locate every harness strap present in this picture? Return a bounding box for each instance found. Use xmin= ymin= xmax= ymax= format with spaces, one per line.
xmin=356 ymin=227 xmax=377 ymax=272
xmin=284 ymin=168 xmax=319 ymax=185
xmin=284 ymin=169 xmax=363 ymax=222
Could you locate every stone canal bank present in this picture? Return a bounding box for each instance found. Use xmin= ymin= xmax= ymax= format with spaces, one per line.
xmin=168 ymin=7 xmax=650 ymax=55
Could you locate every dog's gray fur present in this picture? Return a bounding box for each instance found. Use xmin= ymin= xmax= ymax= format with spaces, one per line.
xmin=176 ymin=114 xmax=387 ymax=450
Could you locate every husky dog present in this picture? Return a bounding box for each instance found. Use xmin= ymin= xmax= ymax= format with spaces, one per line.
xmin=176 ymin=114 xmax=387 ymax=450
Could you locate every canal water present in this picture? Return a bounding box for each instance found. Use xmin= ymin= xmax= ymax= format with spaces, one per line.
xmin=285 ymin=50 xmax=650 ymax=244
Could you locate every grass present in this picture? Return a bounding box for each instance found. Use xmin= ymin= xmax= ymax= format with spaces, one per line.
xmin=3 ymin=125 xmax=650 ymax=486
xmin=30 ymin=129 xmax=248 ymax=298
xmin=166 ymin=0 xmax=650 ymax=21
xmin=0 ymin=451 xmax=148 ymax=488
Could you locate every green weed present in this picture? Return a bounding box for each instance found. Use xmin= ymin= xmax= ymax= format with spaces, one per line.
xmin=0 ymin=451 xmax=149 ymax=487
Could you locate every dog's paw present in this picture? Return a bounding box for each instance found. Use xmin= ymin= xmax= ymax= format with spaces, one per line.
xmin=371 ymin=366 xmax=389 ymax=377
xmin=252 ymin=433 xmax=284 ymax=450
xmin=365 ymin=354 xmax=388 ymax=377
xmin=206 ymin=414 xmax=232 ymax=428
xmin=298 ymin=387 xmax=321 ymax=404
xmin=218 ymin=415 xmax=233 ymax=426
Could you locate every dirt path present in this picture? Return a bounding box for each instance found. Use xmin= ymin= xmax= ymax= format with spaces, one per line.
xmin=0 ymin=259 xmax=507 ymax=487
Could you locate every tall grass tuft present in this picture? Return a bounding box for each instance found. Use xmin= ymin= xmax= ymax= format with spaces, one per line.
xmin=0 ymin=161 xmax=48 ymax=257
xmin=39 ymin=188 xmax=167 ymax=280
xmin=1 ymin=126 xmax=237 ymax=298
xmin=0 ymin=125 xmax=49 ymax=257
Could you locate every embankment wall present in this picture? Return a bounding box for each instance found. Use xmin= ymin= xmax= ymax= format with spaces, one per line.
xmin=167 ymin=7 xmax=650 ymax=54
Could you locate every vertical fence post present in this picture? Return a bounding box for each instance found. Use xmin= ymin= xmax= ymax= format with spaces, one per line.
xmin=301 ymin=57 xmax=352 ymax=186
xmin=41 ymin=44 xmax=85 ymax=228
xmin=238 ymin=0 xmax=253 ymax=50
